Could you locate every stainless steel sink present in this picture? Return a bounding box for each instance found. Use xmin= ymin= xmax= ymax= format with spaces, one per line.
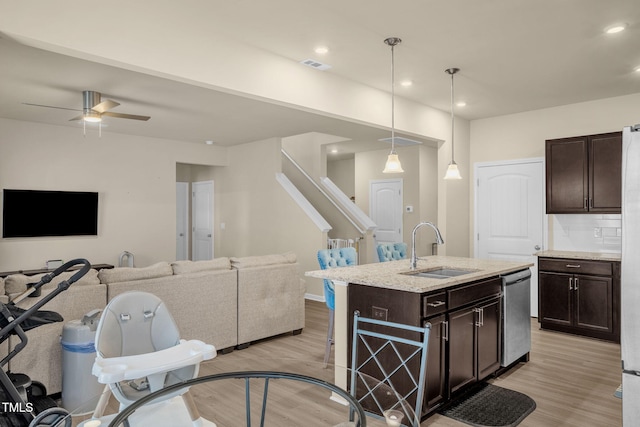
xmin=402 ymin=267 xmax=480 ymax=279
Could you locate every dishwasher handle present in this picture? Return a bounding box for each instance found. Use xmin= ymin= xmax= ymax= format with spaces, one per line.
xmin=502 ymin=269 xmax=532 ymax=285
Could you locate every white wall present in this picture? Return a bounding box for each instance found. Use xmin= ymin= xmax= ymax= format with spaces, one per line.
xmin=354 ymin=144 xmax=439 ymax=263
xmin=213 ymin=137 xmax=327 ymax=297
xmin=470 ymin=92 xmax=640 ymax=254
xmin=0 ymin=117 xmax=227 ymax=270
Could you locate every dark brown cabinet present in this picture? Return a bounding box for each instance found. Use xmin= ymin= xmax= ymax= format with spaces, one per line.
xmin=448 ymin=295 xmax=501 ymax=396
xmin=545 ymin=132 xmax=622 ymax=214
xmin=538 ymin=257 xmax=620 ymax=342
xmin=348 ymin=276 xmax=504 ymax=420
xmin=423 ymin=314 xmax=446 ymax=412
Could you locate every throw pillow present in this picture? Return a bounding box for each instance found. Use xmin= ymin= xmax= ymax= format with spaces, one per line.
xmin=97 ymin=262 xmax=173 ymax=284
xmin=171 ymin=258 xmax=231 ymax=275
xmin=230 ymin=252 xmax=297 ymax=269
xmin=4 ymin=269 xmax=100 ymax=295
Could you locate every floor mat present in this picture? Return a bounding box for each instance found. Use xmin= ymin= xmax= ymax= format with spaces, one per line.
xmin=438 ymin=383 xmax=536 ymax=427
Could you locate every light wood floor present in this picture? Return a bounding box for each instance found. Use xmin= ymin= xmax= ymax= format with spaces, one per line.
xmin=197 ymin=300 xmax=622 ymax=427
xmin=83 ymin=300 xmax=622 ymax=426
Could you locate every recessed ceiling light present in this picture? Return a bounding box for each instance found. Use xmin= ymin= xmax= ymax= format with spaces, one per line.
xmin=400 ymin=80 xmax=413 ymax=87
xmin=205 ymin=140 xmax=214 ymax=145
xmin=605 ymin=23 xmax=627 ymax=34
xmin=330 ymin=148 xmax=338 ymax=154
xmin=634 ymin=65 xmax=640 ymax=73
xmin=456 ymin=101 xmax=467 ymax=107
xmin=315 ymin=46 xmax=329 ymax=54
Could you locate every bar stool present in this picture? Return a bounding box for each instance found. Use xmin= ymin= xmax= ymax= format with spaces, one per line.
xmin=317 ymin=247 xmax=357 ymax=367
xmin=376 ymin=242 xmax=408 ymax=262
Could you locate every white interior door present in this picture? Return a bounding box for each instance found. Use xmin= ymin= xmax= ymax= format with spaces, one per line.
xmin=370 ymin=179 xmax=403 ymax=245
xmin=176 ymin=182 xmax=189 ymax=261
xmin=192 ymin=180 xmax=214 ymax=261
xmin=475 ymin=159 xmax=545 ymax=317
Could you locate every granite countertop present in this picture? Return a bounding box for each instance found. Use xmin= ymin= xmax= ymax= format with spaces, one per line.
xmin=535 ymin=250 xmax=621 ymax=262
xmin=305 ymin=255 xmax=533 ymax=294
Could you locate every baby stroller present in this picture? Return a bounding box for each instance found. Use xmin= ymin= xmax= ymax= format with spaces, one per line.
xmin=0 ymin=258 xmax=91 ymax=427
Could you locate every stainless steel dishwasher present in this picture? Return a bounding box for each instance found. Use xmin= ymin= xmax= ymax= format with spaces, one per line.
xmin=501 ymin=269 xmax=532 ymax=367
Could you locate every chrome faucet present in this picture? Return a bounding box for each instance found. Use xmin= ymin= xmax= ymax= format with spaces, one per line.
xmin=410 ymin=222 xmax=444 ymax=270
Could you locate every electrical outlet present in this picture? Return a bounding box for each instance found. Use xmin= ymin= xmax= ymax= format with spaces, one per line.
xmin=371 ymin=306 xmax=388 ymax=321
xmin=594 ymin=227 xmax=602 ymax=238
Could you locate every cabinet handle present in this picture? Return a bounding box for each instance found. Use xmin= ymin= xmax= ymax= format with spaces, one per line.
xmin=427 ymin=301 xmax=445 ymax=307
xmin=565 ymin=264 xmax=581 ymax=268
xmin=474 ymin=308 xmax=484 ymax=327
xmin=442 ymin=321 xmax=449 ymax=341
xmin=569 ymin=277 xmax=573 ymax=290
xmin=589 ymin=198 xmax=593 ymax=208
xmin=574 ymin=277 xmax=579 ymax=291
xmin=584 ymin=198 xmax=588 ymax=209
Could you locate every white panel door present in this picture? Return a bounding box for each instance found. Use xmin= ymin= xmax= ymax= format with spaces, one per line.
xmin=370 ymin=179 xmax=403 ymax=245
xmin=192 ymin=180 xmax=214 ymax=261
xmin=476 ymin=159 xmax=545 ymax=317
xmin=176 ymin=182 xmax=189 ymax=261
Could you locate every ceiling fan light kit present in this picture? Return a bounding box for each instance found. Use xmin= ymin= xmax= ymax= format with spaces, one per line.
xmin=24 ymin=90 xmax=150 ymax=137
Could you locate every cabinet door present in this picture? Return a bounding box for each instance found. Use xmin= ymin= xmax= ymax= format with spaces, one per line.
xmin=448 ymin=307 xmax=476 ymax=395
xmin=545 ymin=137 xmax=588 ymax=213
xmin=477 ymin=297 xmax=501 ymax=380
xmin=589 ymin=132 xmax=622 ymax=213
xmin=423 ymin=315 xmax=446 ymax=414
xmin=539 ymin=272 xmax=572 ymax=326
xmin=575 ymin=274 xmax=613 ymax=333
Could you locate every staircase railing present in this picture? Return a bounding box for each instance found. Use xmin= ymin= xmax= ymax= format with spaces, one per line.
xmin=281 ymin=148 xmax=375 ymax=236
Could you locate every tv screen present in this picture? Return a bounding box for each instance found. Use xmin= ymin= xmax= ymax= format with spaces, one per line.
xmin=2 ymin=189 xmax=99 ymax=238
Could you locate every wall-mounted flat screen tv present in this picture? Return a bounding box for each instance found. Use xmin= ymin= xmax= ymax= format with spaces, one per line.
xmin=2 ymin=189 xmax=99 ymax=238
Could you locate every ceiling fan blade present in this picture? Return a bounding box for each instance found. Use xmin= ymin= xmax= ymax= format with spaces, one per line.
xmin=23 ymin=102 xmax=82 ymax=112
xmin=91 ymin=99 xmax=120 ymax=113
xmin=102 ymin=111 xmax=151 ymax=121
xmin=68 ymin=115 xmax=84 ymax=121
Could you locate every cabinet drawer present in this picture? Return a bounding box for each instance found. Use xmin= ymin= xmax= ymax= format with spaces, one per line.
xmin=448 ymin=277 xmax=501 ymax=311
xmin=423 ymin=292 xmax=447 ymax=317
xmin=539 ymin=258 xmax=612 ymax=276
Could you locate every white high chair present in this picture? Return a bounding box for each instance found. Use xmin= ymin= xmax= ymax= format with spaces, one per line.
xmin=83 ymin=291 xmax=217 ymax=427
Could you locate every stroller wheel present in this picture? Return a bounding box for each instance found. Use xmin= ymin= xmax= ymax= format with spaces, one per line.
xmin=27 ymin=404 xmax=71 ymax=427
xmin=27 ymin=381 xmax=47 ymax=398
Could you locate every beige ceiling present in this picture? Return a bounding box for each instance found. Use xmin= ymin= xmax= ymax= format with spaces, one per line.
xmin=0 ymin=0 xmax=638 ymax=155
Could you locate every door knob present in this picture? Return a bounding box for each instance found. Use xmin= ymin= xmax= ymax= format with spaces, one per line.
xmin=534 ymin=245 xmax=541 ymax=250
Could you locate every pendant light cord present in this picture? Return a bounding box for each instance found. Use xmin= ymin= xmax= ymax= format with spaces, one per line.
xmin=390 ymin=42 xmax=396 ymax=154
xmin=450 ymin=70 xmax=454 ymax=162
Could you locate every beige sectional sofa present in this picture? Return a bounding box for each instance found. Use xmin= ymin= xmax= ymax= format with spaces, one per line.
xmin=0 ymin=253 xmax=305 ymax=396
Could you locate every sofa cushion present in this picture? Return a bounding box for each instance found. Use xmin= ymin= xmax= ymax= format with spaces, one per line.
xmin=230 ymin=252 xmax=297 ymax=269
xmin=98 ymin=262 xmax=172 ymax=284
xmin=4 ymin=269 xmax=100 ymax=295
xmin=171 ymin=258 xmax=231 ymax=275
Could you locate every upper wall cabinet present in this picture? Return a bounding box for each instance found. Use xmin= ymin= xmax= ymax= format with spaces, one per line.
xmin=545 ymin=131 xmax=622 ymax=214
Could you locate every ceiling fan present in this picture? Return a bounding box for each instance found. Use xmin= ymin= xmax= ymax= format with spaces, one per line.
xmin=24 ymin=90 xmax=151 ymax=123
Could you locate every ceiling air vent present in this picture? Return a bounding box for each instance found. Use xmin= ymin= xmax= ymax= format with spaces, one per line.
xmin=379 ymin=137 xmax=423 ymax=146
xmin=300 ymin=59 xmax=332 ymax=71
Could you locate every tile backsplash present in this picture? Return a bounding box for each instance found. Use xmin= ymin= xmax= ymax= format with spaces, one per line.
xmin=551 ymin=214 xmax=621 ymax=253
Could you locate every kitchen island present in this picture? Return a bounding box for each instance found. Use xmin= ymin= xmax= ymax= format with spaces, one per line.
xmin=305 ymin=255 xmax=532 ymax=417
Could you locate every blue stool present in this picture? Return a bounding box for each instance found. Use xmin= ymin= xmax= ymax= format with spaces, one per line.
xmin=376 ymin=242 xmax=408 ymax=262
xmin=317 ymin=247 xmax=357 ymax=367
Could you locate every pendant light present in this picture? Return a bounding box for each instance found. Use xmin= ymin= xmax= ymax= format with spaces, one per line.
xmin=444 ymin=68 xmax=462 ymax=180
xmin=382 ymin=37 xmax=404 ymax=173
